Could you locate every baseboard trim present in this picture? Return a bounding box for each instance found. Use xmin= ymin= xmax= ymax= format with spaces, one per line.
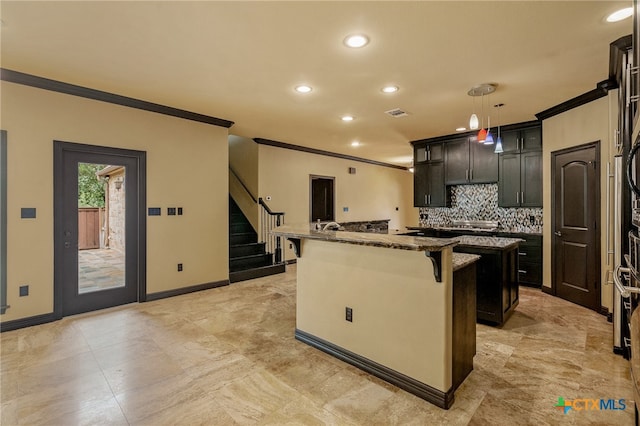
xmin=541 ymin=286 xmax=554 ymax=295
xmin=1 ymin=312 xmax=59 ymax=332
xmin=295 ymin=329 xmax=454 ymax=409
xmin=146 ymin=279 xmax=229 ymax=301
xmin=599 ymin=306 xmax=611 ymax=320
xmin=229 ymin=264 xmax=286 ymax=283
xmin=285 ymin=259 xmax=297 ymax=265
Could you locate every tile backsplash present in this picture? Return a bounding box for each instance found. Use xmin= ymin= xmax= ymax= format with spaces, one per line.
xmin=418 ymin=183 xmax=542 ymax=233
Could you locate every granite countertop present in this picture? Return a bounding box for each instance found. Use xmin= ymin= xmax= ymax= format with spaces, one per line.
xmin=453 ymin=235 xmax=523 ymax=250
xmin=452 ymin=253 xmax=481 ymax=272
xmin=407 ymin=225 xmax=542 ymax=236
xmin=272 ymin=224 xmax=458 ymax=252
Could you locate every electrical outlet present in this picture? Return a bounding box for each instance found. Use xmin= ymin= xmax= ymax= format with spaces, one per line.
xmin=529 ymin=215 xmax=535 ymax=225
xmin=19 ymin=285 xmax=29 ymax=297
xmin=177 ymin=263 xmax=183 ymax=272
xmin=178 ymin=207 xmax=183 ymax=215
xmin=345 ymin=307 xmax=353 ymax=322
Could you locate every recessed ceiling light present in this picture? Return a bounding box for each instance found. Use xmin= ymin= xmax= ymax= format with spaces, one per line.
xmin=351 ymin=141 xmax=361 ymax=147
xmin=456 ymin=127 xmax=467 ymax=132
xmin=381 ymin=85 xmax=399 ymax=94
xmin=341 ymin=115 xmax=354 ymax=122
xmin=344 ymin=34 xmax=369 ymax=48
xmin=606 ymin=7 xmax=633 ymax=22
xmin=295 ymin=85 xmax=312 ymax=93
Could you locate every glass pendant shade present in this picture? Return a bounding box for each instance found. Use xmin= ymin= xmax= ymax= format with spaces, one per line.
xmin=494 ymin=136 xmax=503 ymax=153
xmin=484 ymin=131 xmax=494 ymax=145
xmin=469 ymin=113 xmax=479 ymax=130
xmin=477 ymin=128 xmax=487 ymax=143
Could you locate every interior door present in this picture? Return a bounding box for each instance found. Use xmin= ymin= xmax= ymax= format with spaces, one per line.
xmin=54 ymin=142 xmax=146 ymax=317
xmin=552 ymin=142 xmax=600 ymax=310
xmin=310 ymin=176 xmax=334 ymax=222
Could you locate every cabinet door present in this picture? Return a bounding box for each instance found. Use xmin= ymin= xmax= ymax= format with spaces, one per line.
xmin=415 ymin=145 xmax=428 ymax=163
xmin=521 ymin=127 xmax=542 ymax=152
xmin=498 ymin=153 xmax=521 ymax=207
xmin=470 ymin=141 xmax=498 ymax=183
xmin=499 ymin=129 xmax=520 ymax=153
xmin=427 ymin=162 xmax=445 ymax=206
xmin=427 ymin=142 xmax=444 ymax=162
xmin=413 ymin=163 xmax=428 ymax=207
xmin=521 ymin=151 xmax=542 ymax=207
xmin=444 ymin=137 xmax=470 ymax=184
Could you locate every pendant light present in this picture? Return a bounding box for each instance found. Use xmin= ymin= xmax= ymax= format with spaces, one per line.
xmin=477 ymin=93 xmax=486 ymax=143
xmin=467 ymin=83 xmax=496 ymax=143
xmin=469 ymin=96 xmax=479 ymax=130
xmin=484 ymin=93 xmax=494 ymax=144
xmin=494 ymin=103 xmax=504 ymax=153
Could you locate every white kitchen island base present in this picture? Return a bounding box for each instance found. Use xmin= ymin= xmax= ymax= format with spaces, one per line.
xmin=272 ymin=225 xmax=475 ymax=409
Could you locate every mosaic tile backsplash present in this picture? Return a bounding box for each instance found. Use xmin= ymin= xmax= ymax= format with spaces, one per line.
xmin=418 ymin=184 xmax=543 ymax=233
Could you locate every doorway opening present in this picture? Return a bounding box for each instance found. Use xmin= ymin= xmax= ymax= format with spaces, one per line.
xmin=54 ymin=142 xmax=146 ymax=318
xmin=310 ymin=175 xmax=335 ymax=222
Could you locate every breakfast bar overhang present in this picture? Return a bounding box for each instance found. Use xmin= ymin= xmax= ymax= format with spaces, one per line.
xmin=272 ymin=225 xmax=477 ymax=409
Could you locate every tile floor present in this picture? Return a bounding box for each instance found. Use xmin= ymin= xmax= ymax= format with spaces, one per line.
xmin=78 ymin=248 xmax=125 ymax=294
xmin=0 ymin=264 xmax=635 ymax=425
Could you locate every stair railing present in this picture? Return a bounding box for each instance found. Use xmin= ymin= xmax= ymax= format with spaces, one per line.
xmin=229 ymin=167 xmax=285 ymax=264
xmin=259 ymin=198 xmax=284 ymax=264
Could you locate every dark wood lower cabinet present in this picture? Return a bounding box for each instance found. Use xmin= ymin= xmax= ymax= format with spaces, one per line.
xmin=454 ymin=245 xmax=519 ymax=326
xmin=452 ymin=261 xmax=476 ymax=390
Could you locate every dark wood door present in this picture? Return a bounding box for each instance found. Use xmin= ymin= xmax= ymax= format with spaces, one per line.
xmin=498 ymin=153 xmax=521 ymax=207
xmin=414 ymin=163 xmax=428 ymax=207
xmin=470 ymin=141 xmax=498 ymax=183
xmin=521 ymin=151 xmax=542 ymax=207
xmin=427 ymin=162 xmax=445 ymax=207
xmin=54 ymin=142 xmax=146 ymax=317
xmin=500 ymin=129 xmax=520 ymax=153
xmin=552 ymin=143 xmax=600 ymax=310
xmin=310 ymin=176 xmax=334 ymax=221
xmin=444 ymin=137 xmax=470 ymax=184
xmin=521 ymin=127 xmax=542 ymax=152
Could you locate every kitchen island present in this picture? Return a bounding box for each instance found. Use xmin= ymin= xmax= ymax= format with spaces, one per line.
xmin=271 ymin=224 xmax=477 ymax=409
xmin=406 ymin=227 xmax=522 ymax=325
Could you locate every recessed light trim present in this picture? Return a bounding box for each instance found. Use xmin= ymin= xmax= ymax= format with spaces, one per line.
xmin=295 ymin=85 xmax=312 ymax=93
xmin=341 ymin=115 xmax=354 ymax=122
xmin=456 ymin=127 xmax=467 ymax=132
xmin=344 ymin=34 xmax=369 ymax=48
xmin=351 ymin=141 xmax=361 ymax=147
xmin=382 ymin=85 xmax=399 ymax=93
xmin=606 ymin=7 xmax=633 ymax=22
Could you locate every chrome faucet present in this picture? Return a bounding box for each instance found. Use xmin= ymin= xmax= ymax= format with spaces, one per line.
xmin=322 ymin=221 xmax=341 ymax=231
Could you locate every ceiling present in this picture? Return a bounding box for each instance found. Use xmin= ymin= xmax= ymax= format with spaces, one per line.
xmin=0 ymin=1 xmax=633 ymax=167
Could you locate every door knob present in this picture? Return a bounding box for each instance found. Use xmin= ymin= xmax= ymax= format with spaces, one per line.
xmin=554 ymin=231 xmax=562 ymax=237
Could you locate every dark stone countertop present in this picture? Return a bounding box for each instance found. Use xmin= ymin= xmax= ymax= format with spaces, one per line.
xmin=453 ymin=235 xmax=523 ymax=250
xmin=272 ymin=224 xmax=458 ymax=252
xmin=452 ymin=253 xmax=481 ymax=272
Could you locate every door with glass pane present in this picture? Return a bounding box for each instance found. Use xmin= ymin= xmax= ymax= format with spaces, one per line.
xmin=54 ymin=142 xmax=146 ymax=317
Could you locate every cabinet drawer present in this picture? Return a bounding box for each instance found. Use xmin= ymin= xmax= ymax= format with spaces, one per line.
xmin=518 ymin=260 xmax=542 ymax=286
xmin=518 ymin=247 xmax=541 ymax=263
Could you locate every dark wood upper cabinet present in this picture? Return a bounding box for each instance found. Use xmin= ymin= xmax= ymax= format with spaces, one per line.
xmin=415 ymin=142 xmax=443 ymax=163
xmin=499 ymin=126 xmax=541 ymax=154
xmin=498 ymin=149 xmax=542 ymax=207
xmin=445 ymin=137 xmax=498 ymax=184
xmin=414 ymin=162 xmax=445 ymax=207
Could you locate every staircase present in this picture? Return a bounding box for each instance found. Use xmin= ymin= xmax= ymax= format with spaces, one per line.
xmin=229 ymin=197 xmax=285 ymax=283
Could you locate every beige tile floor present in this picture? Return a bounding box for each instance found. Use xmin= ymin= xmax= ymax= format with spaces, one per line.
xmin=0 ymin=264 xmax=635 ymax=425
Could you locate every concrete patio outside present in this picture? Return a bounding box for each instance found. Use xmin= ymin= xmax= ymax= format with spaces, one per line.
xmin=78 ymin=248 xmax=125 ymax=294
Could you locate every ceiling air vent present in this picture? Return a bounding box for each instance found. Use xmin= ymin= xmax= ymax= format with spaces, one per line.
xmin=385 ymin=108 xmax=409 ymax=118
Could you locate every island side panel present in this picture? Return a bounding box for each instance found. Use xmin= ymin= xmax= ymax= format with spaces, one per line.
xmin=296 ymin=238 xmax=453 ymax=393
